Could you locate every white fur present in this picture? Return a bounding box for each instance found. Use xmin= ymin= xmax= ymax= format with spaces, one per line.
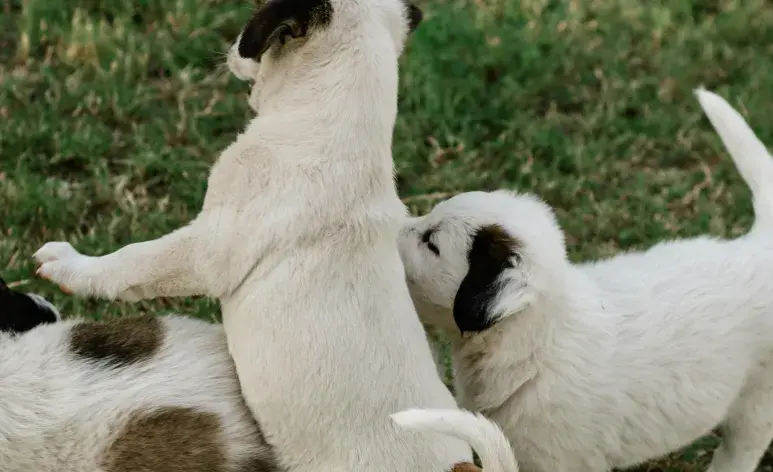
xmin=32 ymin=1 xmax=471 ymax=470
xmin=392 ymin=408 xmax=520 ymax=472
xmin=227 ymin=32 xmax=262 ymax=114
xmin=397 ymin=89 xmax=773 ymax=472
xmin=0 ymin=315 xmax=269 ymax=471
xmin=696 ymin=87 xmax=773 ymax=231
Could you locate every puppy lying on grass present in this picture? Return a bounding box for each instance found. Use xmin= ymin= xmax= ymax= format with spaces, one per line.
xmin=395 ymin=89 xmax=773 ymax=472
xmin=32 ymin=0 xmax=476 ymax=470
xmin=0 ymin=283 xmax=276 ymax=471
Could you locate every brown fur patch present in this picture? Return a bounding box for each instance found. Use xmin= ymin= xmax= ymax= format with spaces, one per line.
xmin=233 ymin=401 xmax=280 ymax=472
xmin=69 ymin=315 xmax=164 ymax=368
xmin=104 ymin=407 xmax=225 ymax=472
xmin=476 ymin=224 xmax=521 ymax=265
xmin=450 ymin=462 xmax=483 ymax=472
xmin=236 ymin=452 xmax=281 ymax=472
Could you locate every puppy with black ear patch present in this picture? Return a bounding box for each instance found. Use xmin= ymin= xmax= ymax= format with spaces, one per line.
xmin=397 ymin=90 xmax=773 ymax=472
xmin=33 ymin=1 xmax=475 ymax=471
xmin=0 ymin=277 xmax=61 ymax=333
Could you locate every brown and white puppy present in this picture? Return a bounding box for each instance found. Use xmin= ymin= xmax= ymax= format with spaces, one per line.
xmin=0 ymin=295 xmax=276 ymax=471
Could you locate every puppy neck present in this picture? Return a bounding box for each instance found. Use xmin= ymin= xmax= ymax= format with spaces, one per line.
xmin=454 ymin=294 xmax=558 ymax=357
xmin=256 ymin=28 xmax=400 ymax=151
xmin=450 ymin=279 xmax=574 ymax=412
xmin=451 ymin=316 xmax=547 ymax=413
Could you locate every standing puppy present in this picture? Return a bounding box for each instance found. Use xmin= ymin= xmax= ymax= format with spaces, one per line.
xmin=396 ymin=89 xmax=773 ymax=472
xmin=33 ymin=1 xmax=475 ymax=471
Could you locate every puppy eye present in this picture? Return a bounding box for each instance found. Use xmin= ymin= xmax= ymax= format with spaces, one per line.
xmin=421 ymin=229 xmax=440 ymax=256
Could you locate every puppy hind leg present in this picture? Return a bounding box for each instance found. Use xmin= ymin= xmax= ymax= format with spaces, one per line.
xmin=706 ymin=369 xmax=773 ymax=472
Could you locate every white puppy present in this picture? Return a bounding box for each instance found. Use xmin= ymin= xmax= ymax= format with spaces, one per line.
xmin=32 ymin=1 xmax=475 ymax=471
xmin=396 ymin=89 xmax=773 ymax=472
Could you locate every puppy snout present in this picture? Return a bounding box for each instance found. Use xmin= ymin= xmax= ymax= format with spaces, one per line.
xmin=227 ymin=54 xmax=248 ymax=81
xmin=398 ymin=224 xmax=415 ymax=239
xmin=399 ymin=216 xmax=422 ymax=236
xmin=399 ymin=227 xmax=423 ymax=250
xmin=227 ymin=39 xmax=260 ymax=82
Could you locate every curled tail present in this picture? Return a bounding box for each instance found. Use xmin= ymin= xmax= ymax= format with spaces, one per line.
xmin=390 ymin=408 xmax=519 ymax=472
xmin=695 ymin=88 xmax=773 ymax=231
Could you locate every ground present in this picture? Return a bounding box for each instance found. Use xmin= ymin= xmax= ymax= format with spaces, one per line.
xmin=1 ymin=0 xmax=773 ymax=470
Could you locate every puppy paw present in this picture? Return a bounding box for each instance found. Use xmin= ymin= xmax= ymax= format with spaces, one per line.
xmin=33 ymin=242 xmax=112 ymax=298
xmin=34 ymin=242 xmax=81 ymax=265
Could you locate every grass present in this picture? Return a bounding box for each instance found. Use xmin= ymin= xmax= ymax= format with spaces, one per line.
xmin=2 ymin=0 xmax=773 ymax=469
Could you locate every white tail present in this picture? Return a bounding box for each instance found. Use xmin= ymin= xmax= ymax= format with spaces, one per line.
xmin=695 ymin=88 xmax=773 ymax=231
xmin=390 ymin=408 xmax=519 ymax=472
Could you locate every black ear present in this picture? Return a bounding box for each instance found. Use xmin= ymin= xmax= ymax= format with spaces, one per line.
xmin=453 ymin=225 xmax=519 ymax=333
xmin=407 ymin=4 xmax=423 ymax=32
xmin=0 ymin=288 xmax=60 ymax=334
xmin=238 ymin=0 xmax=334 ymax=59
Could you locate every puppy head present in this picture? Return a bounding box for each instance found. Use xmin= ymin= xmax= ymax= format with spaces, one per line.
xmin=227 ymin=0 xmax=422 ymax=112
xmin=399 ymin=190 xmax=567 ymax=334
xmin=0 ymin=277 xmax=61 ymax=334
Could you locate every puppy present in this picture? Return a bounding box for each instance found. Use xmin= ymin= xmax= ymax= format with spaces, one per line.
xmin=397 ymin=89 xmax=773 ymax=472
xmin=0 ymin=293 xmax=275 ymax=471
xmin=0 ymin=277 xmax=60 ymax=333
xmin=32 ymin=1 xmax=475 ymax=470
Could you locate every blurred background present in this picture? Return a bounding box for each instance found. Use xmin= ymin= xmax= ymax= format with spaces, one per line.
xmin=1 ymin=1 xmax=773 ymax=469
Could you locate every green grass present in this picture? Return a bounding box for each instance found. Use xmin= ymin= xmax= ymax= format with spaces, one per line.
xmin=2 ymin=0 xmax=773 ymax=469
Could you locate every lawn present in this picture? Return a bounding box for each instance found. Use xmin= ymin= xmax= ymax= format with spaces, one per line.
xmin=2 ymin=0 xmax=773 ymax=470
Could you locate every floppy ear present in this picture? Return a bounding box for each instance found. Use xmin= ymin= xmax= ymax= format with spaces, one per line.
xmin=406 ymin=3 xmax=423 ymax=32
xmin=238 ymin=0 xmax=334 ymax=59
xmin=453 ymin=225 xmax=523 ymax=333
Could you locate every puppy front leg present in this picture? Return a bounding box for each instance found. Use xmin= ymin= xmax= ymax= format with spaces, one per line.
xmin=34 ymin=218 xmax=224 ymax=301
